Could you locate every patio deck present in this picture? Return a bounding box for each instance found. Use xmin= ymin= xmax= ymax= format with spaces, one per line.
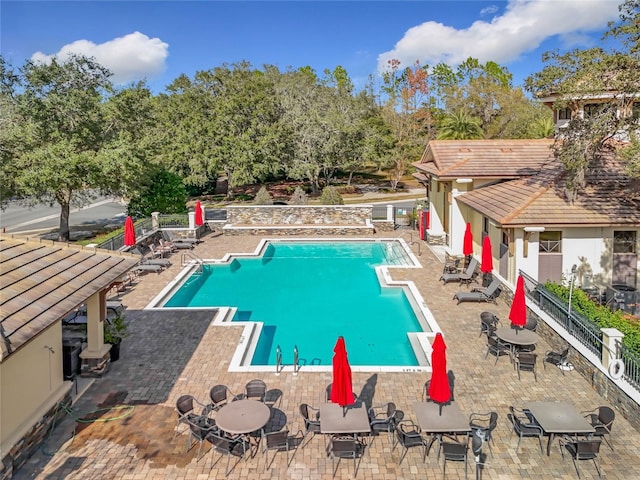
xmin=14 ymin=232 xmax=640 ymax=479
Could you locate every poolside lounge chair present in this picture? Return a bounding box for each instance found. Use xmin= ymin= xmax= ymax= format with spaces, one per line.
xmin=134 ymin=262 xmax=164 ymax=274
xmin=131 ymin=247 xmax=171 ymax=267
xmin=453 ymin=277 xmax=502 ymax=304
xmin=440 ymin=258 xmax=479 ymax=284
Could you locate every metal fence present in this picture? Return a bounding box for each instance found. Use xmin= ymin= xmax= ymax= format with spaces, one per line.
xmin=521 ymin=270 xmax=640 ymax=389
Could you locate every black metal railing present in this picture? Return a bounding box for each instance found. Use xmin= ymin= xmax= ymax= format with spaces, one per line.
xmin=521 ymin=270 xmax=639 ymax=390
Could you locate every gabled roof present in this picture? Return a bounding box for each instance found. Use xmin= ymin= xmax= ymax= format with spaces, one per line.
xmin=413 ymin=139 xmax=555 ymax=180
xmin=0 ymin=236 xmax=139 ymax=359
xmin=456 ymin=160 xmax=640 ymax=227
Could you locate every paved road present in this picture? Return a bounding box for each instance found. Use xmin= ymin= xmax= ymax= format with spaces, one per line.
xmin=1 ymin=197 xmax=127 ymax=234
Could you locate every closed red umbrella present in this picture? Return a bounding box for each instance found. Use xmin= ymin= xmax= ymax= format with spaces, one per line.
xmin=463 ymin=222 xmax=473 ymax=257
xmin=481 ymin=236 xmax=493 ymax=273
xmin=509 ymin=275 xmax=527 ymax=328
xmin=124 ymin=216 xmax=136 ymax=246
xmin=331 ymin=336 xmax=355 ymax=407
xmin=195 ymin=200 xmax=204 ymax=227
xmin=428 ymin=333 xmax=451 ymax=413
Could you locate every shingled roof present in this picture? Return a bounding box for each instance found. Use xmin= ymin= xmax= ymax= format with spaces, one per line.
xmin=412 ymin=139 xmax=555 ymax=180
xmin=456 ymin=160 xmax=640 ymax=228
xmin=0 ymin=236 xmax=139 ymax=359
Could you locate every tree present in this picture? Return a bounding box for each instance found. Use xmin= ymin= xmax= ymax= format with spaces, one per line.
xmin=524 ymin=0 xmax=640 ymax=197
xmin=320 ymin=185 xmax=343 ymax=205
xmin=254 ymin=185 xmax=273 ymax=205
xmin=1 ymin=54 xmax=154 ymax=241
xmin=437 ymin=110 xmax=484 ymax=139
xmin=126 ymin=169 xmax=187 ymax=218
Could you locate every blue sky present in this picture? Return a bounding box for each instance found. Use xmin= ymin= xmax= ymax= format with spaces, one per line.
xmin=1 ymin=1 xmax=623 ymax=93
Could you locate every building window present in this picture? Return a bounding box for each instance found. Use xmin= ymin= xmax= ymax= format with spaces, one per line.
xmin=483 ymin=217 xmax=489 ymax=237
xmin=539 ymin=231 xmax=561 ymax=253
xmin=558 ymin=107 xmax=571 ymax=120
xmin=614 ymin=231 xmax=637 ymax=254
xmin=632 ymin=102 xmax=640 ymax=121
xmin=584 ymin=103 xmax=603 ymax=117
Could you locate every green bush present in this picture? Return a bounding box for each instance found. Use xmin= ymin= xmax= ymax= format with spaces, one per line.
xmin=254 ymin=186 xmax=273 ymax=205
xmin=320 ymin=186 xmax=344 ymax=205
xmin=544 ymin=281 xmax=640 ymax=354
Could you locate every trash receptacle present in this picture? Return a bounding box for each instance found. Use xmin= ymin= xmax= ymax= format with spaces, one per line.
xmin=62 ymin=340 xmax=81 ymax=380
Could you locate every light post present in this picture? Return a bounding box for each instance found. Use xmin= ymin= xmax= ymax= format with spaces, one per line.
xmin=568 ymin=264 xmax=577 ymax=320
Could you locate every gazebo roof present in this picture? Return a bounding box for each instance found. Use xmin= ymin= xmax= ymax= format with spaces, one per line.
xmin=0 ymin=236 xmax=139 ymax=360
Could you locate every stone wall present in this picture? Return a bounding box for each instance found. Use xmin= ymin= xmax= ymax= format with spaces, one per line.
xmin=1 ymin=389 xmax=73 ymax=480
xmin=223 ymin=205 xmax=375 ymax=235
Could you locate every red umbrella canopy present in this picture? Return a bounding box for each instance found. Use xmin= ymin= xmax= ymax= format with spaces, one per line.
xmin=195 ymin=200 xmax=204 ymax=226
xmin=124 ymin=216 xmax=136 ymax=246
xmin=428 ymin=333 xmax=451 ymax=404
xmin=463 ymin=223 xmax=473 ymax=256
xmin=509 ymin=275 xmax=528 ymax=327
xmin=481 ymin=236 xmax=493 ymax=273
xmin=331 ymin=336 xmax=355 ymax=407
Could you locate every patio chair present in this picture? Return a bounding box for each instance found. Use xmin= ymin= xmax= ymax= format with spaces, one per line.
xmin=559 ymin=435 xmax=603 ymax=478
xmin=507 ymin=406 xmax=544 ymax=453
xmin=158 ymin=239 xmax=177 ymax=254
xmin=524 ymin=316 xmax=538 ymax=331
xmin=184 ymin=414 xmax=218 ymax=460
xmin=243 ymin=379 xmax=267 ymax=402
xmin=134 ymin=262 xmax=164 ymax=274
xmin=543 ymin=347 xmax=571 ymax=374
xmin=173 ymin=394 xmax=209 ymax=439
xmin=440 ymin=434 xmax=469 ymax=480
xmin=479 ymin=311 xmax=500 ymax=338
xmin=582 ymin=406 xmax=615 ymax=451
xmin=442 ymin=253 xmax=462 ymax=275
xmin=453 ymin=277 xmax=502 ymax=305
xmin=207 ymin=431 xmax=250 ymax=476
xmin=327 ymin=434 xmax=365 ymax=478
xmin=469 ymin=411 xmax=498 ymax=458
xmin=485 ymin=335 xmax=512 ymax=364
xmin=515 ymin=352 xmax=538 ymax=381
xmin=440 ymin=258 xmax=479 ymax=284
xmin=299 ymin=403 xmax=321 ymax=447
xmin=392 ymin=420 xmax=427 ymax=464
xmin=261 ymin=428 xmax=302 ymax=469
xmin=131 ymin=247 xmax=171 ymax=267
xmin=148 ymin=243 xmax=166 ymax=259
xmin=368 ymin=402 xmax=397 ymax=443
xmin=325 ymin=383 xmax=357 ymax=404
xmin=208 ymin=384 xmax=236 ymax=413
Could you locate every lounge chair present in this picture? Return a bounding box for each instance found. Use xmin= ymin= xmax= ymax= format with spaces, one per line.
xmin=453 ymin=277 xmax=502 ymax=304
xmin=134 ymin=263 xmax=164 ymax=274
xmin=131 ymin=247 xmax=171 ymax=267
xmin=440 ymin=258 xmax=479 ymax=285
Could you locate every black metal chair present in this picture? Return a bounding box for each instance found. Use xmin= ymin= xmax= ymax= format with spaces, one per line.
xmin=392 ymin=420 xmax=427 ymax=464
xmin=507 ymin=406 xmax=544 ymax=453
xmin=469 ymin=411 xmax=498 ymax=458
xmin=185 ymin=414 xmax=218 ymax=460
xmin=261 ymin=428 xmax=302 ymax=469
xmin=327 ymin=434 xmax=365 ymax=478
xmin=582 ymin=406 xmax=615 ymax=450
xmin=208 ymin=384 xmax=235 ymax=412
xmin=243 ymin=379 xmax=267 ymax=402
xmin=174 ymin=394 xmax=208 ymax=439
xmin=368 ymin=402 xmax=397 ymax=443
xmin=479 ymin=311 xmax=499 ymax=337
xmin=440 ymin=434 xmax=469 ymax=479
xmin=515 ymin=352 xmax=538 ymax=381
xmin=485 ymin=335 xmax=512 ymax=364
xmin=559 ymin=435 xmax=603 ymax=478
xmin=543 ymin=347 xmax=570 ymax=374
xmin=524 ymin=316 xmax=538 ymax=331
xmin=207 ymin=431 xmax=250 ymax=476
xmin=299 ymin=403 xmax=321 ymax=447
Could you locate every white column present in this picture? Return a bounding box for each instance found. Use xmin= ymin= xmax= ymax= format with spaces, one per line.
xmin=386 ymin=205 xmax=394 ymax=222
xmin=601 ymin=327 xmax=624 ymax=371
xmin=188 ymin=211 xmax=196 ymax=229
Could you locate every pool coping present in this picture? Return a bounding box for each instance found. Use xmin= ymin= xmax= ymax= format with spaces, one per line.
xmin=144 ymin=237 xmax=441 ymax=373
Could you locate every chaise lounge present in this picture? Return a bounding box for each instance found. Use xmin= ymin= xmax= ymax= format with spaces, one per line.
xmin=440 ymin=258 xmax=479 ymax=285
xmin=453 ymin=277 xmax=502 ymax=304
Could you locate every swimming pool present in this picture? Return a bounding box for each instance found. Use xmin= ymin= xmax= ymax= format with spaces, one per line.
xmin=150 ymin=239 xmax=439 ymax=372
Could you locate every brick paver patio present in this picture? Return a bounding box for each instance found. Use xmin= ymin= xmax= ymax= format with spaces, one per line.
xmin=14 ymin=232 xmax=640 ymax=479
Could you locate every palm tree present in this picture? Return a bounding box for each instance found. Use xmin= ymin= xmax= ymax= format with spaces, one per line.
xmin=437 ymin=110 xmax=484 ymax=139
xmin=527 ymin=116 xmax=555 ymax=138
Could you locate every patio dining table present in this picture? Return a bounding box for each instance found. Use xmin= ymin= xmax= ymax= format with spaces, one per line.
xmin=215 ymin=399 xmax=271 ymax=436
xmin=495 ymin=326 xmax=539 ymax=347
xmin=413 ymin=401 xmax=470 ymax=457
xmin=320 ymin=401 xmax=371 ymax=436
xmin=526 ymin=401 xmax=595 ymax=455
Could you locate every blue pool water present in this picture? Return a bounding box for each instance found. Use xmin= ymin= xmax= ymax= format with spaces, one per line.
xmin=164 ymin=241 xmax=422 ymax=366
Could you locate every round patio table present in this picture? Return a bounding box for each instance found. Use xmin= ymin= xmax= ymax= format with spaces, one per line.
xmin=495 ymin=326 xmax=539 ymax=346
xmin=215 ymin=399 xmax=271 ymax=435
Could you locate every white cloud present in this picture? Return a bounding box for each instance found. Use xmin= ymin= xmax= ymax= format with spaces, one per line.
xmin=377 ymin=0 xmax=620 ymax=74
xmin=31 ymin=32 xmax=169 ymax=85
